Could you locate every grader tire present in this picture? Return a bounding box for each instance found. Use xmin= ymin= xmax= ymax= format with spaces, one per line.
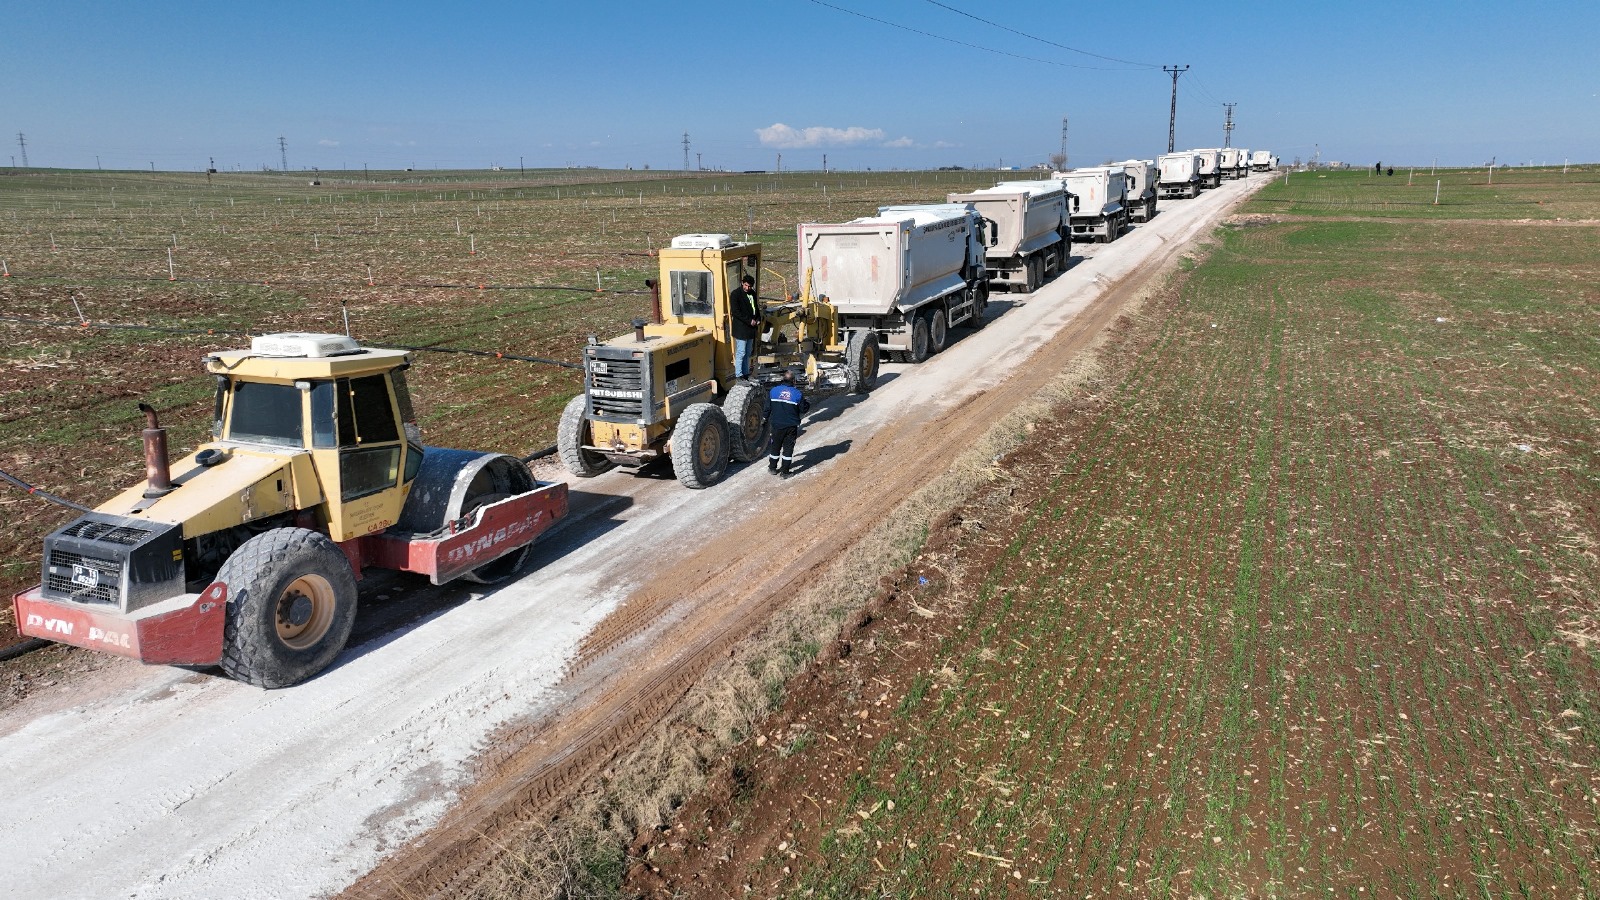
xmin=671 ymin=403 xmax=729 ymax=489
xmin=723 ymin=382 xmax=769 ymax=463
xmin=845 ymin=331 xmax=880 ymax=394
xmin=558 ymin=393 xmax=612 ymax=478
xmin=219 ymin=528 xmax=358 ymax=689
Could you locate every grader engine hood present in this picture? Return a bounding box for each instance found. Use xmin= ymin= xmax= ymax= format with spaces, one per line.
xmin=94 ymin=447 xmax=313 ymax=538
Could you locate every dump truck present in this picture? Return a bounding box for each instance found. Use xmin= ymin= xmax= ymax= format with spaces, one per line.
xmin=1250 ymin=149 xmax=1275 ymax=172
xmin=559 ymin=233 xmax=881 ymax=490
xmin=1219 ymin=148 xmax=1244 ymax=180
xmin=1158 ymin=152 xmax=1203 ymax=199
xmin=1234 ymin=148 xmax=1253 ymax=179
xmin=13 ymin=333 xmax=568 ymax=688
xmin=1056 ymin=167 xmax=1128 ymax=243
xmin=947 ymin=180 xmax=1070 ymax=292
xmin=1193 ymin=149 xmax=1224 ymax=188
xmin=797 ymin=204 xmax=993 ymax=362
xmin=1116 ymin=160 xmax=1159 ymax=222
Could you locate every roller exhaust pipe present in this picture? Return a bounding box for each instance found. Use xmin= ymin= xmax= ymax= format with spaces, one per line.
xmin=139 ymin=403 xmax=175 ymax=498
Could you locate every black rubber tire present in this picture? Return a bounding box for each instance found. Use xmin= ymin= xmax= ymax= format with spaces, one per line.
xmin=723 ymin=382 xmax=769 ymax=463
xmin=670 ymin=403 xmax=729 ymax=489
xmin=966 ymin=283 xmax=988 ymax=330
xmin=906 ymin=312 xmax=932 ymax=363
xmin=218 ymin=528 xmax=358 ymax=689
xmin=558 ymin=393 xmax=611 ymax=478
xmin=928 ymin=307 xmax=948 ymax=355
xmin=845 ymin=331 xmax=880 ymax=394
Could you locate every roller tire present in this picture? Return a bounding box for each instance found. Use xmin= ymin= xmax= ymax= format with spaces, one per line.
xmin=558 ymin=393 xmax=612 ymax=478
xmin=928 ymin=307 xmax=948 ymax=355
xmin=723 ymin=382 xmax=769 ymax=463
xmin=458 ymin=483 xmax=532 ymax=585
xmin=671 ymin=403 xmax=729 ymax=489
xmin=845 ymin=331 xmax=880 ymax=394
xmin=219 ymin=528 xmax=358 ymax=689
xmin=906 ymin=312 xmax=932 ymax=363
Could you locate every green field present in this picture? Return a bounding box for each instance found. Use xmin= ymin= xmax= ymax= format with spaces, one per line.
xmin=640 ymin=168 xmax=1600 ymax=897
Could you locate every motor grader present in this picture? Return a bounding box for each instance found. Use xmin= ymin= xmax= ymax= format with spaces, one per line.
xmin=12 ymin=333 xmax=567 ymax=688
xmin=558 ymin=233 xmax=880 ymax=488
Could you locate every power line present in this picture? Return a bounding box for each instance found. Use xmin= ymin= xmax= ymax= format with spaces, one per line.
xmin=920 ymin=0 xmax=1156 ymax=68
xmin=1164 ymin=65 xmax=1189 ymax=153
xmin=805 ymin=0 xmax=1146 ymax=71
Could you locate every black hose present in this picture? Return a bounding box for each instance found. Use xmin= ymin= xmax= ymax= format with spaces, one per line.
xmin=520 ymin=444 xmax=559 ymax=464
xmin=0 ymin=639 xmax=50 ymax=663
xmin=0 ymin=468 xmax=95 ymax=514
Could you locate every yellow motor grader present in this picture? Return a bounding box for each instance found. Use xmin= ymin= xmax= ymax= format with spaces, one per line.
xmin=13 ymin=333 xmax=567 ymax=688
xmin=558 ymin=234 xmax=880 ymax=488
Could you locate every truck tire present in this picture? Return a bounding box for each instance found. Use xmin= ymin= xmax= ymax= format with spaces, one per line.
xmin=928 ymin=307 xmax=948 ymax=355
xmin=723 ymin=382 xmax=768 ymax=463
xmin=558 ymin=393 xmax=612 ymax=478
xmin=845 ymin=331 xmax=880 ymax=394
xmin=906 ymin=312 xmax=932 ymax=363
xmin=671 ymin=403 xmax=729 ymax=489
xmin=966 ymin=283 xmax=988 ymax=330
xmin=218 ymin=528 xmax=358 ymax=689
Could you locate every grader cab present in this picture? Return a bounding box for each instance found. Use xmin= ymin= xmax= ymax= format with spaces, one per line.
xmin=14 ymin=333 xmax=566 ymax=688
xmin=558 ymin=234 xmax=880 ymax=489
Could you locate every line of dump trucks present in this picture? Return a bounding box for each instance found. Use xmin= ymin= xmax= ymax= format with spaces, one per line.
xmin=13 ymin=149 xmax=1276 ymax=686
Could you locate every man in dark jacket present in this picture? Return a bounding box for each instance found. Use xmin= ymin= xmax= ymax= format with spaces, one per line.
xmin=730 ymin=274 xmax=759 ymax=379
xmin=766 ymin=368 xmax=810 ymax=477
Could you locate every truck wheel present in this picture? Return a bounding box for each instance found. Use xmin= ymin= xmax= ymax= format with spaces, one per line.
xmin=966 ymin=283 xmax=989 ymax=330
xmin=671 ymin=403 xmax=729 ymax=489
xmin=558 ymin=393 xmax=612 ymax=478
xmin=928 ymin=307 xmax=948 ymax=355
xmin=845 ymin=331 xmax=880 ymax=394
xmin=906 ymin=313 xmax=932 ymax=363
xmin=218 ymin=528 xmax=358 ymax=689
xmin=723 ymin=382 xmax=768 ymax=463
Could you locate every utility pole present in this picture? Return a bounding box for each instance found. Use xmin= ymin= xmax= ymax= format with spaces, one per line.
xmin=1222 ymin=102 xmax=1237 ymax=148
xmin=278 ymin=136 xmax=288 ymax=172
xmin=1059 ymin=116 xmax=1069 ymax=168
xmin=97 ymin=155 xmax=102 ymax=170
xmin=1163 ymin=66 xmax=1189 ymax=153
xmin=696 ymin=152 xmax=702 ymax=171
xmin=519 ymin=156 xmax=524 ymax=175
xmin=207 ymin=156 xmax=214 ymax=184
xmin=776 ymin=153 xmax=782 ymax=172
xmin=682 ymin=132 xmax=691 ymax=171
xmin=16 ymin=133 xmax=28 ymax=168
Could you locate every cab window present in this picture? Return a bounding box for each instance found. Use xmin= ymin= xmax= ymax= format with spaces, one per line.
xmin=227 ymin=381 xmax=303 ymax=447
xmin=669 ymin=270 xmax=713 ymax=317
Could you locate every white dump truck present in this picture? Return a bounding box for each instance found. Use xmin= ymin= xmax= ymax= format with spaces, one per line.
xmin=1234 ymin=148 xmax=1253 ymax=178
xmin=1116 ymin=160 xmax=1159 ymax=222
xmin=1055 ymin=167 xmax=1128 ymax=244
xmin=946 ymin=181 xmax=1070 ymax=293
xmin=797 ymin=204 xmax=993 ymax=363
xmin=1193 ymin=149 xmax=1224 ymax=189
xmin=1219 ymin=148 xmax=1244 ymax=180
xmin=1158 ymin=152 xmax=1202 ymax=199
xmin=1250 ymin=149 xmax=1275 ymax=172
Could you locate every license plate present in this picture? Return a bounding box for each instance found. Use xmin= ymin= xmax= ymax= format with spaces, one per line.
xmin=71 ymin=564 xmax=99 ymax=588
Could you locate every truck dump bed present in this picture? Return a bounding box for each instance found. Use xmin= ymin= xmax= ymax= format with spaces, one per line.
xmin=798 ymin=204 xmax=977 ymax=317
xmin=947 ymin=181 xmax=1067 ymax=259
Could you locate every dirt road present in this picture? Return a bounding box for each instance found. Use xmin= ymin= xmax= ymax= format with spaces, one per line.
xmin=0 ymin=177 xmax=1262 ymax=899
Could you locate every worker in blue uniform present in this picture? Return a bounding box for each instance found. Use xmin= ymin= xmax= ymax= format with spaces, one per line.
xmin=766 ymin=368 xmax=810 ymax=478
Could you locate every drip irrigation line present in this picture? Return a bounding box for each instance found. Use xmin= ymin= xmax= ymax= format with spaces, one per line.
xmin=0 ymin=639 xmax=50 ymax=663
xmin=0 ymin=467 xmax=96 ymax=513
xmin=0 ymin=270 xmax=653 ymax=295
xmin=0 ymin=314 xmax=586 ymax=370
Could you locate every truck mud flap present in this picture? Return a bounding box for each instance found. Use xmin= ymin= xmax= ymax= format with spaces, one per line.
xmin=13 ymin=582 xmax=227 ymax=665
xmin=365 ymin=481 xmax=568 ymax=585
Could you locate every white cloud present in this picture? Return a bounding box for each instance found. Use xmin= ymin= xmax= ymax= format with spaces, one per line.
xmin=882 ymin=136 xmax=914 ymax=148
xmin=318 ymin=139 xmax=340 ymax=147
xmin=756 ymin=123 xmax=886 ymax=149
xmin=933 ymin=140 xmax=959 ymax=149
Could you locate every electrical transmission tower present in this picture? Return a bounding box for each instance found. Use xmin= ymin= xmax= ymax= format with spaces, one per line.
xmin=682 ymin=132 xmax=691 ymax=171
xmin=278 ymin=136 xmax=288 ymax=171
xmin=16 ymin=133 xmax=28 ymax=168
xmin=1060 ymin=116 xmax=1069 ymax=167
xmin=1163 ymin=66 xmax=1189 ymax=153
xmin=1222 ymin=103 xmax=1237 ymax=148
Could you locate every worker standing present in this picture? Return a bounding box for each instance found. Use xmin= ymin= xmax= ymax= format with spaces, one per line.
xmin=729 ymin=274 xmax=759 ymax=380
xmin=766 ymin=368 xmax=810 ymax=478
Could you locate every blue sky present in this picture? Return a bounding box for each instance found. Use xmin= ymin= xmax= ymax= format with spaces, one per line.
xmin=3 ymin=0 xmax=1596 ymax=172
